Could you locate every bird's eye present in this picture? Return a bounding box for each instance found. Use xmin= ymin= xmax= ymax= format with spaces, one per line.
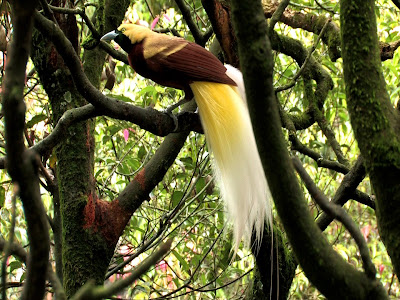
xmin=120 ymin=28 xmax=126 ymax=33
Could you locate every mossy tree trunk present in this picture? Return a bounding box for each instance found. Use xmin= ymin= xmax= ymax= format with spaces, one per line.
xmin=230 ymin=0 xmax=387 ymax=298
xmin=340 ymin=0 xmax=400 ymax=277
xmin=31 ymin=0 xmax=129 ymax=296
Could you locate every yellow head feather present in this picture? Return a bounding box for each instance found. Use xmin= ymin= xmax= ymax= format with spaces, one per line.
xmin=117 ymin=23 xmax=154 ymax=44
xmin=117 ymin=23 xmax=187 ymax=60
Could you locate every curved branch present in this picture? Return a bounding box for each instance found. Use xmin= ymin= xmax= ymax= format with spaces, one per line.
xmin=279 ymin=95 xmax=349 ymax=174
xmin=0 ymin=238 xmax=71 ymax=300
xmin=264 ymin=0 xmax=400 ymax=62
xmin=82 ymin=98 xmax=196 ymax=245
xmin=352 ymin=190 xmax=375 ymax=210
xmin=268 ymin=0 xmax=289 ymax=36
xmin=263 ymin=0 xmax=341 ymax=61
xmin=0 ymin=239 xmax=27 ymax=262
xmin=0 ymin=104 xmax=200 ymax=171
xmin=270 ymin=30 xmax=334 ymax=130
xmin=315 ymin=156 xmax=375 ymax=231
xmin=304 ymin=79 xmax=349 ymax=166
xmin=291 ymin=136 xmax=349 ymax=173
xmin=98 ymin=41 xmax=129 ymax=64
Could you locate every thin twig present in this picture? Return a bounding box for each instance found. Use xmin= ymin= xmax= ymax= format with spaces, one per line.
xmin=39 ymin=0 xmax=59 ymax=25
xmin=48 ymin=5 xmax=100 ymax=39
xmin=0 ymin=238 xmax=67 ymax=300
xmin=105 ymin=148 xmax=209 ymax=279
xmin=268 ymin=0 xmax=290 ymax=35
xmin=314 ymin=0 xmax=337 ymax=15
xmin=174 ymin=0 xmax=210 ymax=46
xmin=72 ymin=239 xmax=172 ymax=300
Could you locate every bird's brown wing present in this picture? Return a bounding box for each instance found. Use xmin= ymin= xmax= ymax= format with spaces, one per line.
xmin=143 ymin=36 xmax=236 ymax=86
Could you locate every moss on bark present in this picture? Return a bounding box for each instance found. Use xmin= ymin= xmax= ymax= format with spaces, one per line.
xmin=340 ymin=0 xmax=400 ymax=277
xmin=31 ymin=0 xmax=130 ymax=296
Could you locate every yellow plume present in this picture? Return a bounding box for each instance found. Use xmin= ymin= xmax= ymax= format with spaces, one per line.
xmin=190 ymin=81 xmax=272 ymax=252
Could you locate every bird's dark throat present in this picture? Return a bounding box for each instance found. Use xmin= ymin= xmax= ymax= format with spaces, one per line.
xmin=114 ymin=30 xmax=134 ymax=53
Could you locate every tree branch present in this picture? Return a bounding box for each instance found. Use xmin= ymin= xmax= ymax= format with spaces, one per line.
xmin=278 ymin=95 xmax=349 ymax=174
xmin=305 ymin=79 xmax=349 ymax=166
xmin=47 ymin=4 xmax=100 ymax=39
xmin=175 ymin=0 xmax=210 ymax=46
xmin=263 ymin=0 xmax=341 ymax=61
xmin=268 ymin=0 xmax=289 ymax=36
xmin=270 ymin=30 xmax=334 ymax=130
xmin=201 ymin=0 xmax=240 ymax=66
xmin=3 ymin=2 xmax=50 ymax=300
xmin=1 ymin=186 xmax=17 ymax=300
xmin=316 ymin=156 xmax=373 ymax=230
xmin=0 ymin=238 xmax=67 ymax=300
xmin=275 ymin=17 xmax=331 ymax=93
xmin=264 ymin=0 xmax=400 ymax=62
xmin=291 ymin=136 xmax=349 ymax=173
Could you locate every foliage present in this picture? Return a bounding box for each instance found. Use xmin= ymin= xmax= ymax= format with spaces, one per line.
xmin=0 ymin=0 xmax=400 ymax=299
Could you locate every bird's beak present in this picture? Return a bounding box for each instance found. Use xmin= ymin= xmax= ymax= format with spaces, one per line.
xmin=101 ymin=30 xmax=118 ymax=42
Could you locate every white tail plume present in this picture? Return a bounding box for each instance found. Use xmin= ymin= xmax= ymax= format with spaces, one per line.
xmin=190 ymin=73 xmax=272 ymax=253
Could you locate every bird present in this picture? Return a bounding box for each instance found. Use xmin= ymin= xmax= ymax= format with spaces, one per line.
xmin=101 ymin=23 xmax=272 ymax=253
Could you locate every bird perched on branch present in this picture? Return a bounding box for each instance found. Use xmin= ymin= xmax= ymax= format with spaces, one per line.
xmin=101 ymin=23 xmax=272 ymax=252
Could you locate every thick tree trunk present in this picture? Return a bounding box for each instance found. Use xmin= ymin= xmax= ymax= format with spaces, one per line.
xmin=340 ymin=0 xmax=400 ymax=277
xmin=230 ymin=0 xmax=387 ymax=298
xmin=31 ymin=0 xmax=129 ymax=295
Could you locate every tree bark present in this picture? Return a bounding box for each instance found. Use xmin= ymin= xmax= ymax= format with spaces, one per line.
xmin=340 ymin=0 xmax=400 ymax=277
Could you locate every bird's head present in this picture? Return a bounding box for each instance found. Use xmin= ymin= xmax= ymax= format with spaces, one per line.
xmin=101 ymin=23 xmax=152 ymax=52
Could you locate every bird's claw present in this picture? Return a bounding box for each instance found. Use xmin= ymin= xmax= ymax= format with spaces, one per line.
xmin=163 ymin=98 xmax=190 ymax=132
xmin=163 ymin=109 xmax=179 ymax=132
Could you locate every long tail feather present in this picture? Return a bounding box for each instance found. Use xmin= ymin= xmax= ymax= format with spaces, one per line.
xmin=190 ymin=81 xmax=272 ymax=252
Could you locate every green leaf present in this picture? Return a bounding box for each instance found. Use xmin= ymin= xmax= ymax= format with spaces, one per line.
xmin=138 ymin=85 xmax=156 ymax=96
xmin=171 ymin=191 xmax=184 ymax=207
xmin=195 ymin=177 xmax=206 ymax=194
xmin=8 ymin=260 xmax=22 ymax=272
xmin=117 ymin=164 xmax=130 ymax=174
xmin=127 ymin=158 xmax=141 ymax=170
xmin=106 ymin=125 xmax=121 ymax=136
xmin=106 ymin=93 xmax=133 ymax=103
xmin=19 ymin=271 xmax=26 ymax=283
xmin=0 ymin=186 xmax=4 ymax=208
xmin=138 ymin=146 xmax=146 ymax=160
xmin=26 ymin=114 xmax=47 ymax=128
xmin=172 ymin=249 xmax=189 ymax=271
xmin=180 ymin=157 xmax=193 ymax=168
